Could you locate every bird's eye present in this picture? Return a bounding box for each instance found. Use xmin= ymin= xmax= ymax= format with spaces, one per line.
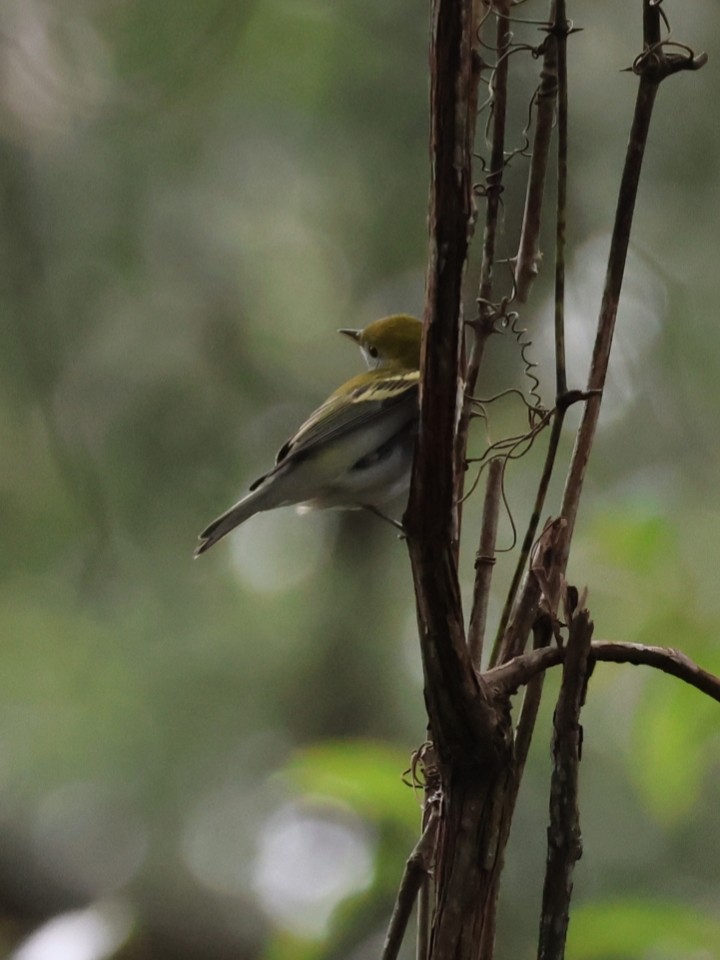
xmin=368 ymin=345 xmax=379 ymax=359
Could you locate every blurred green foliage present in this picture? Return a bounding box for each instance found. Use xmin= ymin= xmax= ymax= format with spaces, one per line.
xmin=0 ymin=1 xmax=719 ymax=958
xmin=568 ymin=899 xmax=720 ymax=959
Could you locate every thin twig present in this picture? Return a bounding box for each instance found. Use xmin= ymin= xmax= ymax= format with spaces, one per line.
xmin=477 ymin=615 xmax=553 ymax=960
xmin=553 ymin=0 xmax=569 ymax=398
xmin=490 ymin=409 xmax=564 ymax=666
xmin=487 ymin=640 xmax=720 ymax=704
xmin=491 ymin=0 xmax=572 ymax=665
xmin=513 ymin=5 xmax=559 ymax=302
xmin=416 ymin=739 xmax=440 ymax=960
xmin=454 ymin=0 xmax=512 ymax=520
xmin=416 ymin=868 xmax=433 ymax=960
xmin=477 ymin=0 xmax=511 ymax=308
xmin=515 ymin=615 xmax=554 ymax=775
xmin=537 ymin=608 xmax=593 ymax=960
xmin=557 ymin=1 xmax=706 ymax=567
xmin=381 ymin=810 xmax=441 ymax=960
xmin=468 ymin=458 xmax=504 ymax=668
xmin=494 ymin=1 xmax=706 ymax=671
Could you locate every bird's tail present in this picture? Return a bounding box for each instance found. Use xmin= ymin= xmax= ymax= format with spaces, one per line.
xmin=194 ymin=491 xmax=265 ymax=557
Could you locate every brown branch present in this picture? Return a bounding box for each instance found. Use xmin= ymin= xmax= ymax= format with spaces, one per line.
xmin=454 ymin=0 xmax=512 ymax=519
xmin=381 ymin=810 xmax=440 ymax=960
xmin=405 ymin=0 xmax=503 ymax=766
xmin=490 ymin=411 xmax=563 ymax=667
xmin=468 ymin=458 xmax=504 ymax=668
xmin=516 ymin=616 xmax=554 ymax=775
xmin=416 ymin=740 xmax=440 ymax=960
xmin=416 ymin=866 xmax=433 ymax=960
xmin=486 ymin=641 xmax=720 ymax=704
xmin=476 ymin=0 xmax=511 ymax=309
xmin=513 ymin=4 xmax=559 ymax=303
xmin=477 ymin=615 xmax=553 ymax=960
xmin=552 ymin=0 xmax=569 ymax=398
xmin=537 ymin=609 xmax=593 ymax=960
xmin=402 ymin=4 xmax=518 ymax=958
xmin=491 ymin=0 xmax=572 ymax=665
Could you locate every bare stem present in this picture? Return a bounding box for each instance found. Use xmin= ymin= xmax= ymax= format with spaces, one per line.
xmin=406 ymin=0 xmax=502 ymax=764
xmin=381 ymin=811 xmax=440 ymax=960
xmin=468 ymin=458 xmax=504 ymax=668
xmin=513 ymin=1 xmax=559 ymax=303
xmin=537 ymin=609 xmax=593 ymax=960
xmin=477 ymin=616 xmax=553 ymax=960
xmin=454 ymin=0 xmax=512 ymax=517
xmin=553 ymin=0 xmax=569 ymax=398
xmin=416 ymin=871 xmax=433 ymax=960
xmin=490 ymin=408 xmax=564 ymax=667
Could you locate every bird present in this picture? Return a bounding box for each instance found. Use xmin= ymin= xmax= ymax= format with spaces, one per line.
xmin=194 ymin=314 xmax=422 ymax=556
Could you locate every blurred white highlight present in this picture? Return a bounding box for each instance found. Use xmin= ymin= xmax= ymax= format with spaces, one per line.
xmin=11 ymin=902 xmax=133 ymax=960
xmin=230 ymin=509 xmax=336 ymax=593
xmin=537 ymin=234 xmax=668 ymax=423
xmin=252 ymin=801 xmax=375 ymax=937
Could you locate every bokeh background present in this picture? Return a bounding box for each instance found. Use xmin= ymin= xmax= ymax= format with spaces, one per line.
xmin=1 ymin=1 xmax=719 ymax=958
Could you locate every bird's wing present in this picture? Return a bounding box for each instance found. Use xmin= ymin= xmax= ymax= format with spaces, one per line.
xmin=278 ymin=370 xmax=419 ymax=460
xmin=247 ymin=371 xmax=419 ymax=491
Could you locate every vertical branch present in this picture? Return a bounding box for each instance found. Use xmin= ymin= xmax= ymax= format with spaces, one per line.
xmin=553 ymin=0 xmax=569 ymax=398
xmin=513 ymin=2 xmax=559 ymax=303
xmin=468 ymin=458 xmax=504 ymax=668
xmin=405 ymin=3 xmax=515 ymax=957
xmin=558 ymin=85 xmax=661 ymax=549
xmin=537 ymin=609 xmax=593 ymax=960
xmin=477 ymin=616 xmax=553 ymax=960
xmin=406 ymin=0 xmax=500 ymax=762
xmin=416 ymin=856 xmax=433 ymax=960
xmin=490 ymin=0 xmax=571 ymax=666
xmin=454 ymin=0 xmax=512 ymax=515
xmin=476 ymin=0 xmax=511 ymax=308
xmin=416 ymin=743 xmax=440 ymax=960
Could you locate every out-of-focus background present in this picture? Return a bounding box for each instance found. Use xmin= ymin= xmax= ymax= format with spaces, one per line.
xmin=1 ymin=1 xmax=719 ymax=958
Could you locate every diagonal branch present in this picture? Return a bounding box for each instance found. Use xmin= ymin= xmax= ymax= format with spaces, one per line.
xmin=496 ymin=0 xmax=706 ymax=672
xmin=381 ymin=808 xmax=441 ymax=960
xmin=557 ymin=1 xmax=706 ymax=564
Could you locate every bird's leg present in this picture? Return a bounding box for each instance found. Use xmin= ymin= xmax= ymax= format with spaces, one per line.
xmin=361 ymin=504 xmax=406 ymax=537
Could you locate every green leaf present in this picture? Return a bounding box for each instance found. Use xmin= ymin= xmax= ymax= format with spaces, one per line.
xmin=287 ymin=739 xmax=418 ymax=826
xmin=628 ymin=610 xmax=719 ymax=824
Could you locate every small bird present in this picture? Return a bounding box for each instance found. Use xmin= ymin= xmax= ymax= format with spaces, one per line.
xmin=195 ymin=314 xmax=422 ymax=556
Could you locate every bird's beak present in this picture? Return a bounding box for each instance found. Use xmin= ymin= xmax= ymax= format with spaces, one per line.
xmin=338 ymin=328 xmax=361 ymax=342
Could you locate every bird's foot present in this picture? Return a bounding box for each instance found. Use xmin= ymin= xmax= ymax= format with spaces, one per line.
xmin=361 ymin=504 xmax=406 ymax=538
